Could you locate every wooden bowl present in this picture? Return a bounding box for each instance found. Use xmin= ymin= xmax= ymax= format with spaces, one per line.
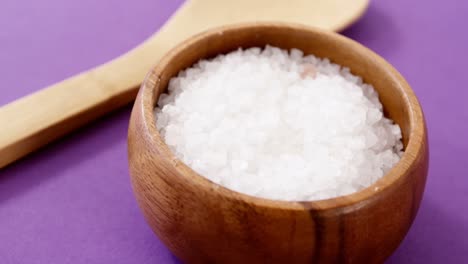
xmin=128 ymin=23 xmax=428 ymax=264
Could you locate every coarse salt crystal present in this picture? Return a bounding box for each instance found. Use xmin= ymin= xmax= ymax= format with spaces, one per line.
xmin=155 ymin=46 xmax=404 ymax=201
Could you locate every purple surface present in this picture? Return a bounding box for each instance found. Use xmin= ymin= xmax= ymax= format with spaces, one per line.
xmin=0 ymin=0 xmax=467 ymax=263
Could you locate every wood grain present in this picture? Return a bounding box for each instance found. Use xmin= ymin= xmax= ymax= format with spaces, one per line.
xmin=0 ymin=0 xmax=369 ymax=168
xmin=128 ymin=23 xmax=428 ymax=263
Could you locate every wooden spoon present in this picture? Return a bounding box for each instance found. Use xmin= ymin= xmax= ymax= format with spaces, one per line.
xmin=0 ymin=0 xmax=369 ymax=168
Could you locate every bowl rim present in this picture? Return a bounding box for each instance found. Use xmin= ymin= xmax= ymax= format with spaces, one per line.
xmin=137 ymin=22 xmax=427 ymax=212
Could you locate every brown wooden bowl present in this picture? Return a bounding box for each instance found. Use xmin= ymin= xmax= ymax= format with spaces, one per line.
xmin=128 ymin=23 xmax=428 ymax=264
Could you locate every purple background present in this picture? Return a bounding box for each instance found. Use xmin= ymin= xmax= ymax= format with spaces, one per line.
xmin=1 ymin=0 xmax=467 ymax=263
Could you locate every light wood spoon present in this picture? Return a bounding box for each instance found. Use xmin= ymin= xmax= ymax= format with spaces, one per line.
xmin=0 ymin=0 xmax=369 ymax=168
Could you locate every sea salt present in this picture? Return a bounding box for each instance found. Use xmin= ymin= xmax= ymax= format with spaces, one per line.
xmin=154 ymin=46 xmax=403 ymax=201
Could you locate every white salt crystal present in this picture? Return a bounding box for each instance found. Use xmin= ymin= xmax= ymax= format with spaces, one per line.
xmin=154 ymin=45 xmax=404 ymax=201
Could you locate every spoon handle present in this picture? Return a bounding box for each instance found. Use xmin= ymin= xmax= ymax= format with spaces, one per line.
xmin=0 ymin=61 xmax=138 ymax=168
xmin=0 ymin=1 xmax=182 ymax=168
xmin=0 ymin=0 xmax=190 ymax=168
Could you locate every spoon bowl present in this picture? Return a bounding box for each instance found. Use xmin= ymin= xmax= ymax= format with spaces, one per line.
xmin=128 ymin=23 xmax=428 ymax=264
